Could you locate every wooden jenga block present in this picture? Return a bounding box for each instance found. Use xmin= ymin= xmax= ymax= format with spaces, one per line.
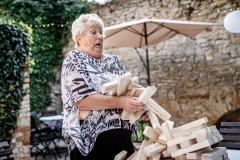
xmin=168 ymin=143 xmax=181 ymax=153
xmin=196 ymin=129 xmax=220 ymax=143
xmin=175 ymin=154 xmax=187 ymax=160
xmin=167 ymin=126 xmax=217 ymax=147
xmin=121 ymin=110 xmax=130 ymax=120
xmin=143 ymin=126 xmax=160 ymax=142
xmin=150 ymin=152 xmax=161 ymax=160
xmin=216 ymin=133 xmax=223 ymax=141
xmin=146 ymin=98 xmax=171 ymax=122
xmin=172 ymin=117 xmax=209 ymax=138
xmin=143 ymin=142 xmax=167 ymax=157
xmin=100 ymin=80 xmax=117 ymax=94
xmin=170 ymin=138 xmax=214 ymax=157
xmin=117 ymin=72 xmax=132 ymax=96
xmin=135 ymin=139 xmax=153 ymax=160
xmin=126 ymin=151 xmax=137 ymax=160
xmin=129 ymin=87 xmax=145 ymax=97
xmin=158 ymin=133 xmax=167 ymax=145
xmin=162 ymin=149 xmax=171 ymax=157
xmin=180 ymin=139 xmax=197 ymax=149
xmin=114 ymin=150 xmax=127 ymax=160
xmin=129 ymin=110 xmax=146 ymax=124
xmin=201 ymin=147 xmax=227 ymax=160
xmin=222 ymin=152 xmax=228 ymax=159
xmin=173 ymin=124 xmax=208 ymax=139
xmin=126 ymin=76 xmax=142 ymax=90
xmin=162 ymin=120 xmax=174 ymax=141
xmin=138 ymin=86 xmax=157 ymax=103
xmin=147 ymin=111 xmax=162 ymax=134
xmin=186 ymin=147 xmax=211 ymax=159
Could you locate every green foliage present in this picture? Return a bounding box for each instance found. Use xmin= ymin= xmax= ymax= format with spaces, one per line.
xmin=0 ymin=22 xmax=31 ymax=141
xmin=0 ymin=0 xmax=90 ymax=112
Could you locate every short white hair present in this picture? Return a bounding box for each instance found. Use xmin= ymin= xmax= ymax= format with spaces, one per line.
xmin=71 ymin=14 xmax=104 ymax=48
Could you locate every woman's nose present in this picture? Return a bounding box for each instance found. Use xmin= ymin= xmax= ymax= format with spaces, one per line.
xmin=97 ymin=32 xmax=103 ymax=39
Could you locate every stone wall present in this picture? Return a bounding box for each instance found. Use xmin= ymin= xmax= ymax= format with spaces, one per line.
xmin=61 ymin=0 xmax=240 ymax=126
xmin=11 ymin=69 xmax=31 ymax=160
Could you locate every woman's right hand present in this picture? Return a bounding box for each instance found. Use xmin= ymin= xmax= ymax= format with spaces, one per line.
xmin=117 ymin=96 xmax=146 ymax=113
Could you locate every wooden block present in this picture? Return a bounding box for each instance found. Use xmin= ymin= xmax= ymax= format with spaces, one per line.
xmin=196 ymin=129 xmax=220 ymax=143
xmin=172 ymin=118 xmax=209 ymax=138
xmin=151 ymin=152 xmax=161 ymax=160
xmin=201 ymin=147 xmax=227 ymax=160
xmin=162 ymin=149 xmax=171 ymax=157
xmin=100 ymin=80 xmax=117 ymax=94
xmin=143 ymin=142 xmax=167 ymax=157
xmin=168 ymin=144 xmax=181 ymax=154
xmin=138 ymin=86 xmax=157 ymax=103
xmin=126 ymin=76 xmax=143 ymax=90
xmin=170 ymin=139 xmax=214 ymax=157
xmin=121 ymin=110 xmax=130 ymax=120
xmin=173 ymin=124 xmax=208 ymax=139
xmin=186 ymin=147 xmax=211 ymax=159
xmin=114 ymin=150 xmax=127 ymax=160
xmin=216 ymin=133 xmax=223 ymax=141
xmin=162 ymin=120 xmax=174 ymax=141
xmin=117 ymin=72 xmax=132 ymax=96
xmin=222 ymin=152 xmax=228 ymax=159
xmin=180 ymin=139 xmax=197 ymax=149
xmin=147 ymin=111 xmax=162 ymax=134
xmin=158 ymin=133 xmax=167 ymax=145
xmin=129 ymin=110 xmax=146 ymax=124
xmin=129 ymin=87 xmax=145 ymax=97
xmin=175 ymin=154 xmax=187 ymax=160
xmin=135 ymin=139 xmax=152 ymax=160
xmin=196 ymin=130 xmax=219 ymax=143
xmin=146 ymin=98 xmax=171 ymax=122
xmin=167 ymin=126 xmax=216 ymax=147
xmin=126 ymin=151 xmax=137 ymax=160
xmin=143 ymin=126 xmax=160 ymax=142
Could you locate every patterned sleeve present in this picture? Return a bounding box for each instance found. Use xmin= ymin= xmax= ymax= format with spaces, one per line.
xmin=113 ymin=54 xmax=127 ymax=75
xmin=61 ymin=52 xmax=97 ymax=112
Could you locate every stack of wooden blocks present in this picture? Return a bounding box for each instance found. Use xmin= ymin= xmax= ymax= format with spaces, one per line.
xmin=100 ymin=72 xmax=229 ymax=160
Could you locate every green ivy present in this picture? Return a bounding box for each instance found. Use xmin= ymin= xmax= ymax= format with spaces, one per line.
xmin=0 ymin=22 xmax=31 ymax=141
xmin=0 ymin=0 xmax=90 ymax=112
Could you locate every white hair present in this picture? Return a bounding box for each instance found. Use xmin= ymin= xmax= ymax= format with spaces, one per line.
xmin=71 ymin=14 xmax=104 ymax=48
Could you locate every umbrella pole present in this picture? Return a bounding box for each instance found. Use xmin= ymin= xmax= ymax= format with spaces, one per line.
xmin=144 ymin=23 xmax=150 ymax=86
xmin=146 ymin=48 xmax=150 ymax=86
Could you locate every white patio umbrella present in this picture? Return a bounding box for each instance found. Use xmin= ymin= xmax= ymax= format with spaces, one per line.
xmin=104 ymin=18 xmax=216 ymax=85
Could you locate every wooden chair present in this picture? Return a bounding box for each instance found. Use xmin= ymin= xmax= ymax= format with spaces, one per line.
xmin=218 ymin=122 xmax=240 ymax=149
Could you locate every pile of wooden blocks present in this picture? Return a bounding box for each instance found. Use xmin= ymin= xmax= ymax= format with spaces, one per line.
xmin=100 ymin=72 xmax=229 ymax=160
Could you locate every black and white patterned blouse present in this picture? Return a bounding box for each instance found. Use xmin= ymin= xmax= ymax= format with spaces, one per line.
xmin=61 ymin=50 xmax=138 ymax=156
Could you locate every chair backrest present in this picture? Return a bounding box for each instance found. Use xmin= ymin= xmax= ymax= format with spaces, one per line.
xmin=0 ymin=141 xmax=14 ymax=160
xmin=30 ymin=112 xmax=39 ymax=130
xmin=218 ymin=122 xmax=240 ymax=149
xmin=41 ymin=110 xmax=57 ymax=116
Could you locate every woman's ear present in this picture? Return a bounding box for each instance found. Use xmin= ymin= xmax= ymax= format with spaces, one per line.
xmin=76 ymin=36 xmax=82 ymax=47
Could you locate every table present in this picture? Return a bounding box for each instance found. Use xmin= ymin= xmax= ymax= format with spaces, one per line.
xmin=40 ymin=115 xmax=63 ymax=129
xmin=227 ymin=149 xmax=240 ymax=160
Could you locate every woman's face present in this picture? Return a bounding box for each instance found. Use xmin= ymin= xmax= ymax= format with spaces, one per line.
xmin=78 ymin=26 xmax=103 ymax=59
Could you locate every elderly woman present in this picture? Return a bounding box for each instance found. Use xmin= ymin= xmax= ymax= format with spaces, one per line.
xmin=61 ymin=14 xmax=146 ymax=160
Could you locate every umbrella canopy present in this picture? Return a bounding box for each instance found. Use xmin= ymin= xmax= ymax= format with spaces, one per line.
xmin=103 ymin=18 xmax=216 ymax=85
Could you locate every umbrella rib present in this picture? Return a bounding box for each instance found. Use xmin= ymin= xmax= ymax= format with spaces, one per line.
xmin=104 ymin=27 xmax=131 ymax=39
xmin=152 ymin=22 xmax=195 ymax=39
xmin=126 ymin=26 xmax=144 ymax=36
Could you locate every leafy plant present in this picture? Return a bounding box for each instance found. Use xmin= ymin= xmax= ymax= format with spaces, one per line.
xmin=0 ymin=0 xmax=90 ymax=112
xmin=0 ymin=22 xmax=31 ymax=141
